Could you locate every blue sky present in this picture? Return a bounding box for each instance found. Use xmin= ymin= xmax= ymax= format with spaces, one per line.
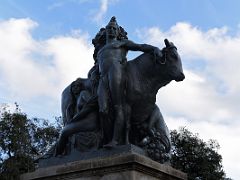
xmin=1 ymin=0 xmax=240 ymax=179
xmin=2 ymin=0 xmax=240 ymax=38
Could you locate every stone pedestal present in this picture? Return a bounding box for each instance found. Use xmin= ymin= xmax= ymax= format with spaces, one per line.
xmin=21 ymin=150 xmax=187 ymax=180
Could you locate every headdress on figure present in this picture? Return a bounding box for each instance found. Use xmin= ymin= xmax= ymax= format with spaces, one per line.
xmin=106 ymin=16 xmax=128 ymax=40
xmin=106 ymin=16 xmax=119 ymax=29
xmin=92 ymin=16 xmax=120 ymax=47
xmin=92 ymin=28 xmax=106 ymax=62
xmin=92 ymin=28 xmax=106 ymax=47
xmin=92 ymin=16 xmax=129 ymax=62
xmin=119 ymin=26 xmax=128 ymax=40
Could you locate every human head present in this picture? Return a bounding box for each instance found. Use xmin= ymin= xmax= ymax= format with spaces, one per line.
xmin=71 ymin=78 xmax=85 ymax=97
xmin=118 ymin=26 xmax=128 ymax=40
xmin=105 ymin=16 xmax=120 ymax=40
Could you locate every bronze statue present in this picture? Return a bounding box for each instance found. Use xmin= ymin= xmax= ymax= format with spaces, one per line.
xmin=39 ymin=16 xmax=185 ymax=164
xmin=97 ymin=16 xmax=164 ymax=147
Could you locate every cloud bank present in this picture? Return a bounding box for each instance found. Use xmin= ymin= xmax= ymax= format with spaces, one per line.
xmin=137 ymin=22 xmax=240 ymax=178
xmin=0 ymin=18 xmax=94 ymax=101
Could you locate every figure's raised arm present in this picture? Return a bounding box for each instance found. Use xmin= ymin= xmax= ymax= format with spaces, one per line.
xmin=123 ymin=40 xmax=163 ymax=58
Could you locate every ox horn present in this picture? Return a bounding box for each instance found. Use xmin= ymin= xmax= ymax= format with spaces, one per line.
xmin=164 ymin=39 xmax=170 ymax=47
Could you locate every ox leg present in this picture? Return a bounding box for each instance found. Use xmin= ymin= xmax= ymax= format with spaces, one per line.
xmin=148 ymin=105 xmax=171 ymax=152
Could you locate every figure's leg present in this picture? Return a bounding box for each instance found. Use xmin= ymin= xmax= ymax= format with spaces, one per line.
xmin=124 ymin=104 xmax=131 ymax=145
xmin=148 ymin=105 xmax=171 ymax=152
xmin=55 ymin=112 xmax=98 ymax=155
xmin=97 ymin=78 xmax=113 ymax=146
xmin=106 ymin=65 xmax=126 ymax=146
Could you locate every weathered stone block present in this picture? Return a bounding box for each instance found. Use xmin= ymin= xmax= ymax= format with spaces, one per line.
xmin=21 ymin=152 xmax=187 ymax=180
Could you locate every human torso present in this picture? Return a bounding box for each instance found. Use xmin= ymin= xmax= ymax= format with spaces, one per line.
xmin=97 ymin=40 xmax=128 ymax=75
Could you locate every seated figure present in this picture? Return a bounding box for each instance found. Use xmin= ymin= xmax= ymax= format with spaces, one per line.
xmin=56 ymin=66 xmax=100 ymax=156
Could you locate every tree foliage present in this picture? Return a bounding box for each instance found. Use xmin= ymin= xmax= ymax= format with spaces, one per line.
xmin=170 ymin=127 xmax=227 ymax=180
xmin=0 ymin=103 xmax=62 ymax=180
xmin=0 ymin=104 xmax=232 ymax=180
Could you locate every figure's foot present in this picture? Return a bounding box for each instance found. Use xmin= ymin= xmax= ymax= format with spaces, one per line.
xmin=103 ymin=140 xmax=118 ymax=149
xmin=125 ymin=138 xmax=130 ymax=145
xmin=54 ymin=142 xmax=66 ymax=157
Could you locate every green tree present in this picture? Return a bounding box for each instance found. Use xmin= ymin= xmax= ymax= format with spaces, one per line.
xmin=0 ymin=103 xmax=62 ymax=180
xmin=170 ymin=127 xmax=227 ymax=180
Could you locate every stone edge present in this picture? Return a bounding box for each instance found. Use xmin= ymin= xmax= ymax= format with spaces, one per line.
xmin=21 ymin=153 xmax=187 ymax=180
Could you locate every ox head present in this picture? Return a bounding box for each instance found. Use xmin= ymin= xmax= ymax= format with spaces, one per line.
xmin=157 ymin=39 xmax=185 ymax=82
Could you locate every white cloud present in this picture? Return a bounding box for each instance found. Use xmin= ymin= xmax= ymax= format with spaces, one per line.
xmin=0 ymin=18 xmax=94 ymax=102
xmin=93 ymin=0 xmax=108 ymax=23
xmin=137 ymin=22 xmax=240 ymax=179
xmin=91 ymin=0 xmax=119 ymax=25
xmin=47 ymin=0 xmax=119 ymax=25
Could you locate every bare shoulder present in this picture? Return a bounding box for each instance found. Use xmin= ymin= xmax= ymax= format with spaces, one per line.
xmin=120 ymin=39 xmax=135 ymax=46
xmin=121 ymin=39 xmax=132 ymax=44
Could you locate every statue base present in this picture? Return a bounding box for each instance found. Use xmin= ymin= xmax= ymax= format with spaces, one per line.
xmin=21 ymin=145 xmax=187 ymax=180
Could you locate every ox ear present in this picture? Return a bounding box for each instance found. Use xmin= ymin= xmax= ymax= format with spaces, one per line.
xmin=164 ymin=39 xmax=170 ymax=47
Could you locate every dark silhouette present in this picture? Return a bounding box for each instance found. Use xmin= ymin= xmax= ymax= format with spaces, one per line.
xmin=170 ymin=128 xmax=226 ymax=180
xmin=97 ymin=16 xmax=163 ymax=147
xmin=41 ymin=16 xmax=185 ymax=164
